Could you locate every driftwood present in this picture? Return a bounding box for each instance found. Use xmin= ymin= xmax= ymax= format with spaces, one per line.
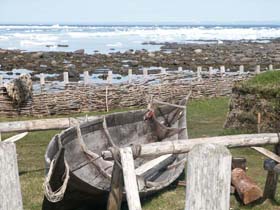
xmin=3 ymin=132 xmax=28 ymax=143
xmin=231 ymin=168 xmax=263 ymax=204
xmin=102 ymin=133 xmax=279 ymax=159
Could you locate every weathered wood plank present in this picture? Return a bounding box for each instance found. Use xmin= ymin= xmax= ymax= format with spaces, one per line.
xmin=0 ymin=142 xmax=23 ymax=210
xmin=185 ymin=143 xmax=232 ymax=210
xmin=252 ymin=147 xmax=280 ymax=163
xmin=231 ymin=168 xmax=263 ymax=204
xmin=120 ymin=147 xmax=142 ymax=210
xmin=107 ymin=161 xmax=123 ymax=210
xmin=3 ymin=132 xmax=28 ymax=143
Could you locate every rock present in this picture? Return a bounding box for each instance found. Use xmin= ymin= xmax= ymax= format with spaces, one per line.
xmin=51 ymin=60 xmax=57 ymax=66
xmin=194 ymin=49 xmax=202 ymax=54
xmin=74 ymin=49 xmax=85 ymax=54
xmin=31 ymin=52 xmax=43 ymax=59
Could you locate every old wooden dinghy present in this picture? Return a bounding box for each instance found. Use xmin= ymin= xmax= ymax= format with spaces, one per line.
xmin=42 ymin=97 xmax=189 ymax=210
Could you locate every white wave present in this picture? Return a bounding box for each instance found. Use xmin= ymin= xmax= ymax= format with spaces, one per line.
xmin=20 ymin=40 xmax=56 ymax=46
xmin=106 ymin=42 xmax=123 ymax=47
xmin=12 ymin=33 xmax=59 ymax=41
xmin=0 ymin=35 xmax=9 ymax=41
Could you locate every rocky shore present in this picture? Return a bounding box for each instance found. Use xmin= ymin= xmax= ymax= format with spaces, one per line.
xmin=0 ymin=39 xmax=280 ymax=81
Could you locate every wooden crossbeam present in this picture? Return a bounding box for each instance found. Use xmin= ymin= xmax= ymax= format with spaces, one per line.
xmin=251 ymin=147 xmax=280 ymax=163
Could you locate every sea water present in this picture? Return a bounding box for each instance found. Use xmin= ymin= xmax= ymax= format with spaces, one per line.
xmin=0 ymin=24 xmax=280 ymax=54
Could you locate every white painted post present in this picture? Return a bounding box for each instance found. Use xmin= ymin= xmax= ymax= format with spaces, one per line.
xmin=63 ymin=72 xmax=69 ymax=84
xmin=185 ymin=143 xmax=232 ymax=210
xmin=143 ymin=68 xmax=148 ymax=80
xmin=161 ymin=67 xmax=166 ymax=74
xmin=178 ymin=66 xmax=183 ymax=72
xmin=269 ymin=64 xmax=273 ymax=71
xmin=239 ymin=65 xmax=244 ymax=74
xmin=255 ymin=65 xmax=261 ymax=74
xmin=128 ymin=69 xmax=132 ymax=84
xmin=220 ymin=66 xmax=225 ymax=77
xmin=120 ymin=147 xmax=142 ymax=210
xmin=209 ymin=66 xmax=213 ymax=77
xmin=197 ymin=66 xmax=202 ymax=79
xmin=40 ymin=73 xmax=45 ymax=86
xmin=0 ymin=75 xmax=3 ymax=87
xmin=107 ymin=71 xmax=113 ymax=84
xmin=84 ymin=71 xmax=89 ymax=85
xmin=0 ymin=142 xmax=23 ymax=210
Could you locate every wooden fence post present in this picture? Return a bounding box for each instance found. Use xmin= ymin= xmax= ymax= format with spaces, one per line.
xmin=84 ymin=71 xmax=89 ymax=85
xmin=120 ymin=147 xmax=142 ymax=210
xmin=185 ymin=143 xmax=232 ymax=210
xmin=143 ymin=68 xmax=148 ymax=80
xmin=40 ymin=73 xmax=45 ymax=86
xmin=269 ymin=64 xmax=273 ymax=71
xmin=197 ymin=66 xmax=202 ymax=79
xmin=178 ymin=66 xmax=183 ymax=72
xmin=255 ymin=65 xmax=261 ymax=74
xmin=0 ymin=142 xmax=23 ymax=210
xmin=239 ymin=65 xmax=244 ymax=74
xmin=63 ymin=72 xmax=69 ymax=84
xmin=128 ymin=69 xmax=132 ymax=84
xmin=107 ymin=71 xmax=113 ymax=84
xmin=161 ymin=67 xmax=166 ymax=74
xmin=220 ymin=65 xmax=225 ymax=77
xmin=209 ymin=66 xmax=213 ymax=77
xmin=0 ymin=75 xmax=3 ymax=86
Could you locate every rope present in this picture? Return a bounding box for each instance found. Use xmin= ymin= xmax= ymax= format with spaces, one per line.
xmin=44 ymin=159 xmax=70 ymax=203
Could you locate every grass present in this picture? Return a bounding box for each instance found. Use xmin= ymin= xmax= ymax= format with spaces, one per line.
xmin=2 ymin=97 xmax=280 ymax=209
xmin=235 ymin=70 xmax=280 ymax=98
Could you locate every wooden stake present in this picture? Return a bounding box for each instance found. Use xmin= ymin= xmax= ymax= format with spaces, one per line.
xmin=128 ymin=69 xmax=132 ymax=84
xmin=84 ymin=71 xmax=89 ymax=85
xmin=269 ymin=64 xmax=273 ymax=71
xmin=0 ymin=75 xmax=3 ymax=86
xmin=63 ymin=72 xmax=69 ymax=84
xmin=239 ymin=65 xmax=244 ymax=74
xmin=255 ymin=65 xmax=261 ymax=74
xmin=120 ymin=147 xmax=142 ymax=210
xmin=257 ymin=112 xmax=261 ymax=133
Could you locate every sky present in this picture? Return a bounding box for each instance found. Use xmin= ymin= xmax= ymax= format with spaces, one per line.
xmin=0 ymin=0 xmax=280 ymax=24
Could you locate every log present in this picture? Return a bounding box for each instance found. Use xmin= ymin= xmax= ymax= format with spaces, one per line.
xmin=0 ymin=116 xmax=99 ymax=133
xmin=252 ymin=147 xmax=280 ymax=163
xmin=120 ymin=147 xmax=142 ymax=210
xmin=231 ymin=168 xmax=263 ymax=205
xmin=185 ymin=143 xmax=231 ymax=210
xmin=0 ymin=142 xmax=23 ymax=210
xmin=102 ymin=133 xmax=279 ymax=159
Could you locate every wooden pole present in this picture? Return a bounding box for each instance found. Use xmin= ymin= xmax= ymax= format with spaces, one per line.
xmin=120 ymin=147 xmax=142 ymax=210
xmin=0 ymin=142 xmax=23 ymax=210
xmin=197 ymin=66 xmax=202 ymax=79
xmin=107 ymin=71 xmax=113 ymax=84
xmin=63 ymin=72 xmax=69 ymax=84
xmin=185 ymin=143 xmax=231 ymax=210
xmin=255 ymin=65 xmax=261 ymax=74
xmin=143 ymin=68 xmax=148 ymax=80
xmin=220 ymin=65 xmax=225 ymax=77
xmin=269 ymin=64 xmax=273 ymax=71
xmin=239 ymin=65 xmax=244 ymax=74
xmin=40 ymin=73 xmax=45 ymax=86
xmin=84 ymin=71 xmax=89 ymax=85
xmin=209 ymin=66 xmax=213 ymax=77
xmin=263 ymin=143 xmax=280 ymax=200
xmin=128 ymin=69 xmax=132 ymax=84
xmin=257 ymin=112 xmax=261 ymax=133
xmin=161 ymin=67 xmax=166 ymax=74
xmin=102 ymin=133 xmax=279 ymax=159
xmin=0 ymin=75 xmax=3 ymax=86
xmin=178 ymin=66 xmax=183 ymax=72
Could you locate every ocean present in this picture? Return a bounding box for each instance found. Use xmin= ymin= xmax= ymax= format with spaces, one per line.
xmin=0 ymin=24 xmax=280 ymax=53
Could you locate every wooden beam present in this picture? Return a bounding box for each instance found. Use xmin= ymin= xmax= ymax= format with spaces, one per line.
xmin=0 ymin=116 xmax=98 ymax=133
xmin=0 ymin=142 xmax=23 ymax=210
xmin=252 ymin=147 xmax=280 ymax=163
xmin=102 ymin=133 xmax=279 ymax=159
xmin=120 ymin=147 xmax=142 ymax=210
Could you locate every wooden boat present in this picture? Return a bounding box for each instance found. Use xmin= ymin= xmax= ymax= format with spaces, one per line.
xmin=42 ymin=97 xmax=189 ymax=210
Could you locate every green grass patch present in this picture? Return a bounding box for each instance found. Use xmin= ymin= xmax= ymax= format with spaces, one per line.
xmin=235 ymin=70 xmax=280 ymax=98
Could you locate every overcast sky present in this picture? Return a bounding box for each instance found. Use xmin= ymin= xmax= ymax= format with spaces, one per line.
xmin=1 ymin=0 xmax=279 ymax=24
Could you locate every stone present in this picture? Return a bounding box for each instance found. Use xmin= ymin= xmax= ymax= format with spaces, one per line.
xmin=74 ymin=49 xmax=85 ymax=54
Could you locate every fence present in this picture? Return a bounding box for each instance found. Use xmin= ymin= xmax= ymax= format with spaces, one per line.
xmin=1 ymin=64 xmax=270 ymax=117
